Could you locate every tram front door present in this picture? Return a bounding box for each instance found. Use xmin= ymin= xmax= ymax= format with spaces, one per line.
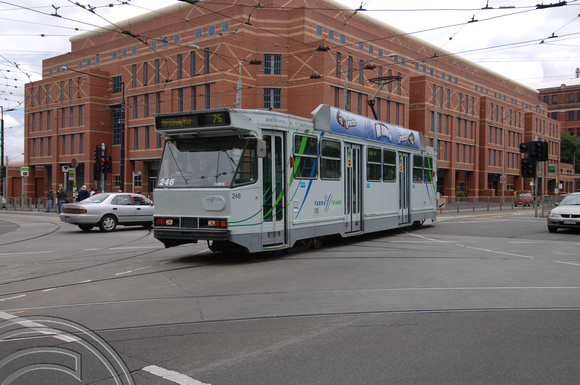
xmin=344 ymin=143 xmax=361 ymax=233
xmin=261 ymin=132 xmax=286 ymax=247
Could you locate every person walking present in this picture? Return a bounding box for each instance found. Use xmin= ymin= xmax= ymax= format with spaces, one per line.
xmin=78 ymin=185 xmax=90 ymax=201
xmin=57 ymin=187 xmax=68 ymax=213
xmin=45 ymin=187 xmax=54 ymax=212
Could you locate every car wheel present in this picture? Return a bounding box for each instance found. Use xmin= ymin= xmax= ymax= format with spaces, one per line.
xmin=99 ymin=215 xmax=117 ymax=232
xmin=78 ymin=225 xmax=94 ymax=232
xmin=548 ymin=226 xmax=558 ymax=233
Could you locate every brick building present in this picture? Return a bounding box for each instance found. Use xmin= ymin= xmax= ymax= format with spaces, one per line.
xmin=23 ymin=0 xmax=561 ymax=199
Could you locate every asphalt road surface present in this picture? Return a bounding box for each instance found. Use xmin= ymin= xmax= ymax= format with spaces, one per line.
xmin=0 ymin=210 xmax=578 ymax=384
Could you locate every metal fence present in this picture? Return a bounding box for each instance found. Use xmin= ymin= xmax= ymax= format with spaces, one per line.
xmin=439 ymin=195 xmax=562 ymax=217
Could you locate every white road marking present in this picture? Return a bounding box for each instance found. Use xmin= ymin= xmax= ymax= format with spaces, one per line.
xmin=0 ymin=294 xmax=26 ymax=302
xmin=0 ymin=251 xmax=55 ymax=257
xmin=115 ymin=266 xmax=151 ymax=276
xmin=142 ymin=365 xmax=211 ymax=385
xmin=555 ymin=260 xmax=580 ymax=267
xmin=109 ymin=246 xmax=162 ymax=250
xmin=0 ymin=311 xmax=79 ymax=343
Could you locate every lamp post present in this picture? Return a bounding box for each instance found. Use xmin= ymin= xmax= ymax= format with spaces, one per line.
xmin=61 ymin=66 xmax=126 ymax=191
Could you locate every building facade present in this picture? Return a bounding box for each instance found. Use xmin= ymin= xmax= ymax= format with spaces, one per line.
xmin=23 ymin=0 xmax=562 ymax=199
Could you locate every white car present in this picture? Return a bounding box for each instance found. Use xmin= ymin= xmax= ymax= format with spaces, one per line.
xmin=547 ymin=192 xmax=580 ymax=233
xmin=60 ymin=193 xmax=154 ymax=232
xmin=1 ymin=196 xmax=6 ymax=209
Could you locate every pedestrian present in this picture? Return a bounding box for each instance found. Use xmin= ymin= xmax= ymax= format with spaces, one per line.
xmin=78 ymin=185 xmax=90 ymax=201
xmin=46 ymin=187 xmax=54 ymax=212
xmin=57 ymin=186 xmax=68 ymax=213
xmin=90 ymin=187 xmax=95 ymax=196
xmin=73 ymin=189 xmax=79 ymax=202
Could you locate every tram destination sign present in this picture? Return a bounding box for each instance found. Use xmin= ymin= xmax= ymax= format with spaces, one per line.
xmin=156 ymin=111 xmax=231 ymax=130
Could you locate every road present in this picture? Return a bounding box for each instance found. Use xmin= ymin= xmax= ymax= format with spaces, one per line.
xmin=0 ymin=210 xmax=579 ymax=384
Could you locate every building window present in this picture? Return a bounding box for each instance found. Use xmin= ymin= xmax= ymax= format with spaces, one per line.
xmin=144 ymin=94 xmax=149 ymax=117
xmin=122 ymin=48 xmax=127 ymax=58
xmin=162 ymin=37 xmax=169 ymax=48
xmin=264 ymin=54 xmax=281 ymax=75
xmin=156 ymin=92 xmax=162 ymax=114
xmin=336 ymin=52 xmax=341 ymax=78
xmin=340 ymin=34 xmax=346 ymax=45
xmin=174 ymin=34 xmax=181 ymax=45
xmin=222 ymin=21 xmax=230 ymax=33
xmin=151 ymin=40 xmax=157 ymax=51
xmin=190 ymin=51 xmax=196 ymax=76
xmin=155 ymin=59 xmax=160 ymax=83
xmin=114 ymin=175 xmax=121 ymax=187
xmin=177 ymin=55 xmax=182 ymax=79
xmin=133 ymin=96 xmax=138 ymax=119
xmin=552 ymin=94 xmax=558 ymax=104
xmin=178 ymin=88 xmax=183 ymax=112
xmin=329 ymin=29 xmax=335 ymax=41
xmin=48 ymin=137 xmax=52 ymax=156
xmin=208 ymin=25 xmax=215 ymax=37
xmin=134 ymin=127 xmax=139 ymax=150
xmin=62 ymin=136 xmax=66 ymax=155
xmin=316 ymin=25 xmax=323 ymax=37
xmin=95 ymin=54 xmax=100 ymax=64
xmin=132 ymin=64 xmax=137 ymax=87
xmin=132 ymin=46 xmax=137 ymax=56
xmin=195 ymin=28 xmax=202 ymax=40
xmin=78 ymin=59 xmax=83 ymax=69
xmin=113 ymin=107 xmax=123 ymax=145
xmin=112 ymin=51 xmax=118 ymax=60
xmin=191 ymin=86 xmax=197 ymax=110
xmin=71 ymin=134 xmax=75 ymax=154
xmin=143 ymin=62 xmax=148 ymax=85
xmin=112 ymin=76 xmax=123 ymax=93
xmin=358 ymin=41 xmax=364 ymax=51
xmin=145 ymin=126 xmax=150 ymax=149
xmin=205 ymin=84 xmax=211 ymax=109
xmin=204 ymin=48 xmax=210 ymax=75
xmin=79 ymin=133 xmax=83 ymax=154
xmin=264 ymin=88 xmax=281 ymax=109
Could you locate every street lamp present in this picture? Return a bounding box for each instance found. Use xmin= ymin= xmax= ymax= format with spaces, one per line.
xmin=61 ymin=66 xmax=126 ymax=191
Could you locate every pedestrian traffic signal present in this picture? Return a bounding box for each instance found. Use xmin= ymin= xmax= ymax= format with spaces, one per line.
xmin=520 ymin=157 xmax=536 ymax=178
xmin=0 ymin=166 xmax=6 ymax=179
xmin=94 ymin=162 xmax=102 ymax=180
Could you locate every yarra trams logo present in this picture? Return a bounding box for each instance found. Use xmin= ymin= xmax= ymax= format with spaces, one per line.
xmin=0 ymin=312 xmax=134 ymax=384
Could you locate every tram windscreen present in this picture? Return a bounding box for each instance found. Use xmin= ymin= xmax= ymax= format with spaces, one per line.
xmin=157 ymin=137 xmax=257 ymax=188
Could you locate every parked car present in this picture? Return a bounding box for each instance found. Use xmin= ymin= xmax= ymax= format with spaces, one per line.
xmin=1 ymin=196 xmax=6 ymax=209
xmin=59 ymin=193 xmax=154 ymax=232
xmin=547 ymin=192 xmax=580 ymax=233
xmin=514 ymin=193 xmax=534 ymax=207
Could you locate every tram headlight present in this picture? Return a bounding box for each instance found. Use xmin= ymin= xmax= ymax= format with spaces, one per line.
xmin=201 ymin=218 xmax=228 ymax=228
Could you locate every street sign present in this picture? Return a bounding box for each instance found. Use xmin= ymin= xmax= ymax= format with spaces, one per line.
xmin=499 ymin=175 xmax=506 ymax=184
xmin=20 ymin=167 xmax=29 ymax=177
xmin=71 ymin=158 xmax=79 ymax=168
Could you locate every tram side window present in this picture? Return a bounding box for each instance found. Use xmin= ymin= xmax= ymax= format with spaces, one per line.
xmin=367 ymin=147 xmax=381 ymax=181
xmin=293 ymin=134 xmax=318 ymax=179
xmin=320 ymin=139 xmax=341 ymax=180
xmin=383 ymin=149 xmax=396 ymax=182
xmin=424 ymin=156 xmax=433 ymax=183
xmin=413 ymin=154 xmax=424 ymax=182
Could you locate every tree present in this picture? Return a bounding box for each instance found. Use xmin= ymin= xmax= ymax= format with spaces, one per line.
xmin=560 ymin=131 xmax=580 ymax=173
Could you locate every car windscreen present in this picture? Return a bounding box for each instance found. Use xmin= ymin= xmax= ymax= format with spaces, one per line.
xmin=157 ymin=137 xmax=257 ymax=188
xmin=560 ymin=195 xmax=580 ymax=205
xmin=83 ymin=194 xmax=109 ymax=203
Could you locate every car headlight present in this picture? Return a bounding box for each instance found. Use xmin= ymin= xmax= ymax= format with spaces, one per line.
xmin=548 ymin=211 xmax=560 ymax=218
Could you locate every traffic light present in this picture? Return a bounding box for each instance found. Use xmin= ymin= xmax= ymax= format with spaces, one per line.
xmin=519 ymin=142 xmax=529 ymax=154
xmin=530 ymin=140 xmax=548 ymax=161
xmin=103 ymin=156 xmax=113 ymax=173
xmin=94 ymin=162 xmax=102 ymax=180
xmin=520 ymin=157 xmax=536 ymax=178
xmin=0 ymin=166 xmax=6 ymax=179
xmin=94 ymin=145 xmax=102 ymax=163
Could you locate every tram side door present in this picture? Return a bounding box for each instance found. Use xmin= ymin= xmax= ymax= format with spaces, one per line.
xmin=398 ymin=153 xmax=410 ymax=224
xmin=344 ymin=143 xmax=362 ymax=233
xmin=261 ymin=132 xmax=286 ymax=246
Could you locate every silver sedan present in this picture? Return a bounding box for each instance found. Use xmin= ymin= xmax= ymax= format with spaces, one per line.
xmin=59 ymin=192 xmax=154 ymax=232
xmin=547 ymin=192 xmax=580 ymax=233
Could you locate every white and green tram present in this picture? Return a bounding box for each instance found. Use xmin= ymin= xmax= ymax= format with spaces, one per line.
xmin=153 ymin=104 xmax=437 ymax=253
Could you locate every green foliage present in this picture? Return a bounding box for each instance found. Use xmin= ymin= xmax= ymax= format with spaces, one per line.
xmin=560 ymin=131 xmax=580 ymax=173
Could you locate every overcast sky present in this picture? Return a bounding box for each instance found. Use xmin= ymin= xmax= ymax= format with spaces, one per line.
xmin=1 ymin=0 xmax=580 ymax=160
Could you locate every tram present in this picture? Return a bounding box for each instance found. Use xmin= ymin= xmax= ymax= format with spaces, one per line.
xmin=152 ymin=104 xmax=437 ymax=253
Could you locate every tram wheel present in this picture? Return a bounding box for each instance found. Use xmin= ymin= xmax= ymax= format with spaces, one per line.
xmin=311 ymin=237 xmax=324 ymax=249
